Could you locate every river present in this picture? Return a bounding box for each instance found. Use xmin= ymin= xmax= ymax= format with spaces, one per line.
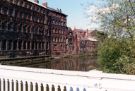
xmin=1 ymin=55 xmax=97 ymax=71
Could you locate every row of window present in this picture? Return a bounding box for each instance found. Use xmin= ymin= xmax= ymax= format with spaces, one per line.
xmin=0 ymin=40 xmax=48 ymax=50
xmin=52 ymin=19 xmax=66 ymax=26
xmin=53 ymin=37 xmax=66 ymax=43
xmin=0 ymin=6 xmax=47 ymax=24
xmin=2 ymin=0 xmax=67 ymax=26
xmin=0 ymin=19 xmax=48 ymax=35
xmin=5 ymin=0 xmax=47 ymax=14
xmin=52 ymin=29 xmax=65 ymax=34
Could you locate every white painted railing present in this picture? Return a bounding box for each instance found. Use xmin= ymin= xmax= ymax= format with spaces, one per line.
xmin=0 ymin=65 xmax=135 ymax=91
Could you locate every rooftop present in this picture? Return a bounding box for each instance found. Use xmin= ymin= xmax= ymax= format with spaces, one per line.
xmin=27 ymin=0 xmax=67 ymax=16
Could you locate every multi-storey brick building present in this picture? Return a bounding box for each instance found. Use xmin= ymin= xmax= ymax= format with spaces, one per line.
xmin=48 ymin=8 xmax=68 ymax=56
xmin=0 ymin=0 xmax=68 ymax=57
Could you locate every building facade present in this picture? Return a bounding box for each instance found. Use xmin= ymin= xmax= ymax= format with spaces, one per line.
xmin=0 ymin=0 xmax=68 ymax=57
xmin=72 ymin=28 xmax=98 ymax=55
xmin=48 ymin=8 xmax=68 ymax=56
xmin=66 ymin=28 xmax=74 ymax=54
xmin=80 ymin=38 xmax=98 ymax=56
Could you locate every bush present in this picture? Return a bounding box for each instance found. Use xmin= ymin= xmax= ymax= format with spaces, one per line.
xmin=98 ymin=38 xmax=135 ymax=74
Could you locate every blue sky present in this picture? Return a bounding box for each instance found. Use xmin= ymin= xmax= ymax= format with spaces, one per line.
xmin=38 ymin=0 xmax=99 ymax=30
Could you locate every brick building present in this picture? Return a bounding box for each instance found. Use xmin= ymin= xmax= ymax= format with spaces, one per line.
xmin=80 ymin=37 xmax=98 ymax=56
xmin=72 ymin=28 xmax=98 ymax=55
xmin=48 ymin=8 xmax=68 ymax=56
xmin=72 ymin=28 xmax=87 ymax=54
xmin=0 ymin=0 xmax=68 ymax=57
xmin=66 ymin=27 xmax=74 ymax=54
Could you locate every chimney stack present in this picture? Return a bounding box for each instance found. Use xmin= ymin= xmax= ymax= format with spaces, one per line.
xmin=42 ymin=2 xmax=48 ymax=8
xmin=42 ymin=0 xmax=48 ymax=8
xmin=34 ymin=0 xmax=39 ymax=3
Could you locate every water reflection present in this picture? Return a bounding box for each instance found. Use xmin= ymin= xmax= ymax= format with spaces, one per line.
xmin=2 ymin=56 xmax=97 ymax=71
xmin=30 ymin=56 xmax=97 ymax=71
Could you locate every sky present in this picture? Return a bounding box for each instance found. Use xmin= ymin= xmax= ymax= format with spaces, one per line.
xmin=38 ymin=0 xmax=100 ymax=30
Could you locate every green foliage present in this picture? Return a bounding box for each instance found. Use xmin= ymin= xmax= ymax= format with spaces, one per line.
xmin=95 ymin=0 xmax=135 ymax=74
xmin=98 ymin=38 xmax=121 ymax=73
xmin=96 ymin=31 xmax=107 ymax=42
xmin=98 ymin=38 xmax=135 ymax=74
xmin=99 ymin=0 xmax=135 ymax=39
xmin=115 ymin=56 xmax=135 ymax=74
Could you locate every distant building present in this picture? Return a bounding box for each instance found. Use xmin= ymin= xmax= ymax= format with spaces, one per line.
xmin=80 ymin=37 xmax=98 ymax=56
xmin=72 ymin=28 xmax=98 ymax=55
xmin=72 ymin=28 xmax=85 ymax=54
xmin=0 ymin=0 xmax=68 ymax=58
xmin=66 ymin=28 xmax=74 ymax=54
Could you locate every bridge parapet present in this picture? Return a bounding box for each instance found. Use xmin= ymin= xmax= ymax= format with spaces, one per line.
xmin=0 ymin=65 xmax=135 ymax=91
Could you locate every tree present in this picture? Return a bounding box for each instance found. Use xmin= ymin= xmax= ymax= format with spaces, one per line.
xmin=96 ymin=31 xmax=107 ymax=42
xmin=102 ymin=0 xmax=135 ymax=38
xmin=98 ymin=38 xmax=135 ymax=73
xmin=88 ymin=0 xmax=135 ymax=74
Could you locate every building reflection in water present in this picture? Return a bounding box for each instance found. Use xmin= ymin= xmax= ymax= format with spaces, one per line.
xmin=2 ymin=56 xmax=97 ymax=71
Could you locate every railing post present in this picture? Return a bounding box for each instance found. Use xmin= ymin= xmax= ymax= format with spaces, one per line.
xmin=63 ymin=86 xmax=67 ymax=91
xmin=76 ymin=87 xmax=80 ymax=91
xmin=15 ymin=80 xmax=19 ymax=91
xmin=5 ymin=79 xmax=8 ymax=91
xmin=57 ymin=85 xmax=61 ymax=91
xmin=83 ymin=88 xmax=87 ymax=91
xmin=3 ymin=79 xmax=6 ymax=91
xmin=38 ymin=82 xmax=41 ymax=91
xmin=35 ymin=83 xmax=38 ymax=91
xmin=14 ymin=80 xmax=17 ymax=91
xmin=60 ymin=85 xmax=64 ymax=91
xmin=10 ymin=80 xmax=13 ymax=91
xmin=46 ymin=84 xmax=51 ymax=91
xmin=48 ymin=84 xmax=52 ymax=91
xmin=51 ymin=85 xmax=57 ymax=91
xmin=23 ymin=81 xmax=26 ymax=91
xmin=18 ymin=81 xmax=21 ymax=91
xmin=69 ymin=86 xmax=74 ymax=91
xmin=41 ymin=83 xmax=44 ymax=91
xmin=21 ymin=81 xmax=23 ymax=91
xmin=33 ymin=82 xmax=36 ymax=91
xmin=29 ymin=82 xmax=33 ymax=91
xmin=27 ymin=82 xmax=30 ymax=91
xmin=26 ymin=82 xmax=28 ymax=91
xmin=1 ymin=79 xmax=3 ymax=91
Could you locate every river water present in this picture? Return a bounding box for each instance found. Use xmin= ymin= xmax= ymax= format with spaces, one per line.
xmin=42 ymin=57 xmax=97 ymax=71
xmin=2 ymin=56 xmax=97 ymax=71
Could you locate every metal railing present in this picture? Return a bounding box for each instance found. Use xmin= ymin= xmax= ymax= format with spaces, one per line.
xmin=0 ymin=65 xmax=135 ymax=91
